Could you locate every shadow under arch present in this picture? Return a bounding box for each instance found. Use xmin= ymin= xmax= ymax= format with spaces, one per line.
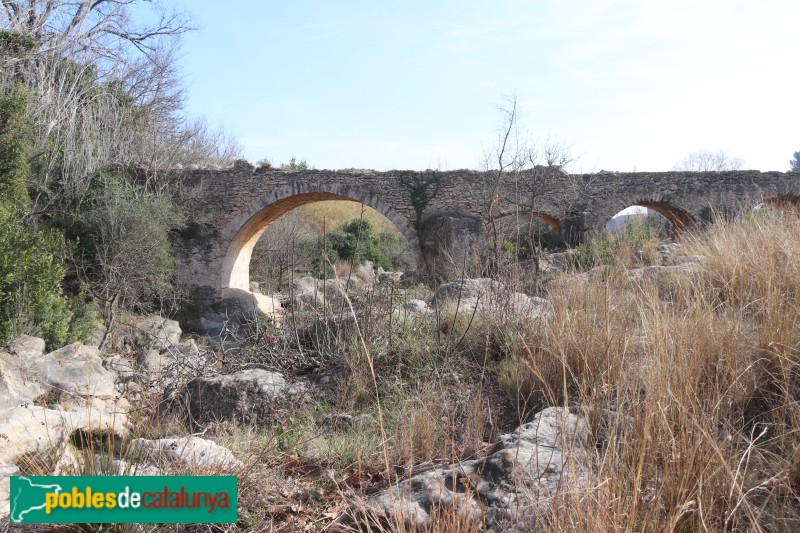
xmin=219 ymin=190 xmax=419 ymax=295
xmin=491 ymin=210 xmax=562 ymax=235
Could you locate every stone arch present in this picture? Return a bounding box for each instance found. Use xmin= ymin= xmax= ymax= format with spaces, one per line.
xmin=218 ymin=183 xmax=419 ymax=295
xmin=606 ymin=200 xmax=696 ymax=232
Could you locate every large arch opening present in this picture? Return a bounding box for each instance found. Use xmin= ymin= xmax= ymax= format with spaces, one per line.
xmin=220 ymin=192 xmax=418 ymax=296
xmin=250 ymin=200 xmax=416 ymax=292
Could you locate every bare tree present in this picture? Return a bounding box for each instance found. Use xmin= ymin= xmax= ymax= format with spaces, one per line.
xmin=0 ymin=1 xmax=239 ymax=213
xmin=673 ymin=150 xmax=744 ymax=172
xmin=0 ymin=0 xmax=191 ymax=66
xmin=481 ymin=95 xmax=578 ymax=271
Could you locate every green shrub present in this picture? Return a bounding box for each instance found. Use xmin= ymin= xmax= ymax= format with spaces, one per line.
xmin=0 ymin=207 xmax=96 ymax=348
xmin=0 ymin=90 xmax=31 ymax=211
xmin=330 ymin=218 xmax=393 ymax=270
xmin=575 ymin=216 xmax=667 ymax=269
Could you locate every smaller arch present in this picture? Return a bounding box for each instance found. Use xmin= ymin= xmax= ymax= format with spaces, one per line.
xmin=612 ymin=200 xmax=695 ymax=231
xmin=763 ymin=194 xmax=800 ymax=214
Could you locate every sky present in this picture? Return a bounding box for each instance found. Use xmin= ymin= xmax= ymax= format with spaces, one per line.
xmin=175 ymin=0 xmax=800 ymax=173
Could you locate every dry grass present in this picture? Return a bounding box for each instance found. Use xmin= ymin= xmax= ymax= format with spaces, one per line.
xmin=541 ymin=211 xmax=800 ymax=532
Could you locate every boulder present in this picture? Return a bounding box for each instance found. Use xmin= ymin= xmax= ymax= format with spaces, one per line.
xmin=134 ymin=316 xmax=182 ymax=351
xmin=377 ymin=270 xmax=403 ymax=285
xmin=0 ymin=337 xmax=49 ymax=410
xmin=0 ymin=463 xmax=20 ymax=521
xmin=0 ymin=405 xmax=128 ymax=466
xmin=361 ymin=407 xmax=590 ymax=531
xmin=136 ymin=349 xmax=168 ymax=374
xmin=25 ymin=343 xmax=123 ymax=412
xmin=102 ymin=355 xmax=139 ymax=384
xmin=539 ymin=250 xmax=578 ymax=274
xmin=289 ymin=276 xmax=345 ymax=309
xmin=401 ymin=299 xmax=430 ymax=317
xmin=7 ymin=335 xmax=46 ymax=359
xmin=432 ymin=278 xmax=552 ymax=320
xmin=354 ymin=260 xmax=378 ymax=285
xmin=107 ymin=314 xmax=183 ymax=353
xmin=132 ymin=437 xmax=241 ymax=472
xmin=177 ymin=369 xmax=307 ymax=426
xmin=137 ymin=339 xmax=209 ymax=389
xmin=0 ymin=355 xmax=46 ymax=410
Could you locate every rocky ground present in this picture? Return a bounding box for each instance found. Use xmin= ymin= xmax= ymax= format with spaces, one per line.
xmin=3 ymin=226 xmax=799 ymax=531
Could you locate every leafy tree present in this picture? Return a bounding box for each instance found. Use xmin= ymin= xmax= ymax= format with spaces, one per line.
xmin=0 ymin=89 xmax=31 ymax=210
xmin=72 ymin=173 xmax=185 ymax=345
xmin=0 ymin=91 xmax=95 ymax=348
xmin=790 ymin=151 xmax=800 ymax=172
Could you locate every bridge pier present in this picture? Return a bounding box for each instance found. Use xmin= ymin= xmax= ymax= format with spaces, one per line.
xmin=417 ymin=213 xmax=487 ymax=279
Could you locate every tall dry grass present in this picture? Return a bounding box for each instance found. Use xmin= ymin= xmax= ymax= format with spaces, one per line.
xmin=534 ymin=211 xmax=800 ymax=531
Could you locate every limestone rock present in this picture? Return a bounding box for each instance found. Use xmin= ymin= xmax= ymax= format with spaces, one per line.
xmin=103 ymin=355 xmax=139 ymax=384
xmin=377 ymin=270 xmax=403 ymax=285
xmin=539 ymin=250 xmax=578 ymax=273
xmin=401 ymin=299 xmax=430 ymax=317
xmin=136 ymin=348 xmax=168 ymax=374
xmin=91 ymin=456 xmax=161 ymax=477
xmin=354 ymin=260 xmax=378 ymax=285
xmin=0 ymin=337 xmax=48 ymax=410
xmin=289 ymin=276 xmax=345 ymax=309
xmin=0 ymin=462 xmax=20 ymax=520
xmin=432 ymin=278 xmax=552 ymax=320
xmin=0 ymin=405 xmax=128 ymax=466
xmin=178 ymin=369 xmax=307 ymax=426
xmin=626 ymin=262 xmax=702 ymax=282
xmin=132 ymin=436 xmax=241 ymax=472
xmin=0 ymin=354 xmax=46 ymax=410
xmin=137 ymin=339 xmax=209 ymax=389
xmin=135 ymin=316 xmax=182 ymax=351
xmin=26 ymin=343 xmax=122 ymax=412
xmin=362 ymin=407 xmax=590 ymax=531
xmin=7 ymin=335 xmax=46 ymax=359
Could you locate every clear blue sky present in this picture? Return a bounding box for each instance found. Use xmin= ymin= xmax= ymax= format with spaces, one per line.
xmin=176 ymin=0 xmax=799 ymax=172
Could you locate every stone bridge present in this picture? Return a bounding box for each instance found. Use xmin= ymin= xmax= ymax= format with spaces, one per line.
xmin=171 ymin=163 xmax=800 ymax=307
